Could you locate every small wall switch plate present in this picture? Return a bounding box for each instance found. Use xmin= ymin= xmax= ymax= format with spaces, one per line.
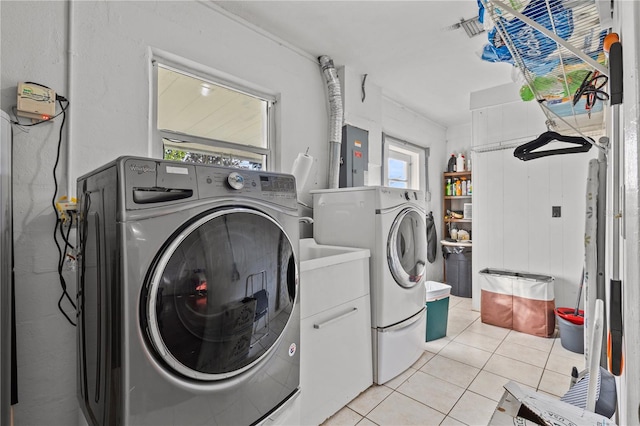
xmin=552 ymin=206 xmax=561 ymax=217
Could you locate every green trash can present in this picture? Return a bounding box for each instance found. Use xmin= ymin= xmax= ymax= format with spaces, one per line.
xmin=425 ymin=281 xmax=452 ymax=341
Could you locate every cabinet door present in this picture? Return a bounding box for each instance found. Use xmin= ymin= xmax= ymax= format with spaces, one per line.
xmin=300 ymin=296 xmax=373 ymax=425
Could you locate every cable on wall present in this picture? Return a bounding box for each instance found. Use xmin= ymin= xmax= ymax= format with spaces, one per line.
xmin=50 ymin=97 xmax=77 ymax=326
xmin=9 ymin=88 xmax=76 ymax=326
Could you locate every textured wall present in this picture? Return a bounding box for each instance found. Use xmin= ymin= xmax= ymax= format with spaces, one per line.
xmin=1 ymin=1 xmax=451 ymax=424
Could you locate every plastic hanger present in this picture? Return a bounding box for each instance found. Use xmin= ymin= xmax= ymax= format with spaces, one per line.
xmin=513 ymin=131 xmax=593 ymax=161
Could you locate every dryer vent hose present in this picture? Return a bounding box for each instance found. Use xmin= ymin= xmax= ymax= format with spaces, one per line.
xmin=318 ymin=55 xmax=343 ymax=189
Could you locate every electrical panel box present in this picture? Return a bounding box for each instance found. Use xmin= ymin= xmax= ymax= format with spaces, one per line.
xmin=339 ymin=125 xmax=369 ymax=188
xmin=17 ymin=82 xmax=56 ymax=119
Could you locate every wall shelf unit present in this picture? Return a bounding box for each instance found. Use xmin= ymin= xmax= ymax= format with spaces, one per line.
xmin=442 ymin=170 xmax=473 ymax=294
xmin=481 ymin=0 xmax=611 ymax=136
xmin=442 ymin=171 xmax=472 ymax=239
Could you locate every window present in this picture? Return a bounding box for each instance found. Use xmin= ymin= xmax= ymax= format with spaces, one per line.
xmin=155 ymin=63 xmax=274 ymax=170
xmin=383 ymin=134 xmax=427 ymax=190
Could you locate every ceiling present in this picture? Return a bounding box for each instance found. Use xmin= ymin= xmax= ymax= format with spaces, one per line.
xmin=213 ymin=0 xmax=515 ymax=128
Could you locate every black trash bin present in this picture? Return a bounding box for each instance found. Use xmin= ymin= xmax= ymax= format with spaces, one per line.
xmin=442 ymin=245 xmax=472 ymax=297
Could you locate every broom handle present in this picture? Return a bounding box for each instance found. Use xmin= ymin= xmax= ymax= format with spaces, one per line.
xmin=574 ymin=268 xmax=585 ymax=316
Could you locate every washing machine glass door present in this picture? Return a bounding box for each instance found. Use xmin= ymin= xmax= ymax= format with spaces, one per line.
xmin=387 ymin=207 xmax=427 ymax=288
xmin=143 ymin=207 xmax=297 ymax=380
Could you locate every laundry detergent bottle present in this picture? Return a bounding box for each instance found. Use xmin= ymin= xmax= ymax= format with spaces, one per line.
xmin=447 ymin=154 xmax=456 ymax=172
xmin=456 ymin=153 xmax=465 ymax=172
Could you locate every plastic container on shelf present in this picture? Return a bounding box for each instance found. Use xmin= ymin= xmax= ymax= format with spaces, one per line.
xmin=456 ymin=154 xmax=465 ymax=172
xmin=447 ymin=155 xmax=456 ymax=172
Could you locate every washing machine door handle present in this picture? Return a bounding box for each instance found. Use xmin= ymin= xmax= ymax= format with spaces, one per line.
xmin=132 ymin=187 xmax=194 ymax=204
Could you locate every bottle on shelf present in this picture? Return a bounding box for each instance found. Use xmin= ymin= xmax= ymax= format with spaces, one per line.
xmin=450 ymin=226 xmax=458 ymax=240
xmin=461 ymin=178 xmax=467 ymax=196
xmin=445 ymin=179 xmax=451 ymax=196
xmin=456 ymin=179 xmax=462 ymax=196
xmin=447 ymin=154 xmax=456 ymax=172
xmin=467 ymin=179 xmax=472 ymax=195
xmin=456 ymin=153 xmax=465 ymax=172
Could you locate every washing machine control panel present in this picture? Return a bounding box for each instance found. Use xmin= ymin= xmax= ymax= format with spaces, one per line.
xmin=227 ymin=172 xmax=245 ymax=190
xmin=197 ymin=168 xmax=297 ymax=207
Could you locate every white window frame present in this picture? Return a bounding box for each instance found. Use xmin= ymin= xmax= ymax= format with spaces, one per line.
xmin=150 ymin=53 xmax=277 ymax=170
xmin=382 ymin=134 xmax=429 ymax=191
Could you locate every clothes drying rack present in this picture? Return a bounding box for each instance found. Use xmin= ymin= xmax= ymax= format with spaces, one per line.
xmin=480 ymin=0 xmax=610 ymax=136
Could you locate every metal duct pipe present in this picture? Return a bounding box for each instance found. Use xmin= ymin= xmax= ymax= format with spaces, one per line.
xmin=318 ymin=55 xmax=343 ymax=189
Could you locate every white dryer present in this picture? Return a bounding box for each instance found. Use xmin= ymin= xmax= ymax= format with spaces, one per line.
xmin=76 ymin=157 xmax=300 ymax=425
xmin=312 ymin=186 xmax=427 ymax=384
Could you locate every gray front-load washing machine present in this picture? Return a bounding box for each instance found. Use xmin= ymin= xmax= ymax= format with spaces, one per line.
xmin=76 ymin=157 xmax=300 ymax=425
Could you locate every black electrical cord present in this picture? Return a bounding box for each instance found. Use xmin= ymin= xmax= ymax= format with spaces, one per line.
xmin=9 ymin=96 xmax=69 ymax=128
xmin=572 ymin=71 xmax=609 ymax=110
xmin=48 ymin=97 xmax=77 ymax=326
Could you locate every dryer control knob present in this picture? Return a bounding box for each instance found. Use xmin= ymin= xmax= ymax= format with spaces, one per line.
xmin=227 ymin=172 xmax=245 ymax=190
xmin=404 ymin=191 xmax=410 ymax=201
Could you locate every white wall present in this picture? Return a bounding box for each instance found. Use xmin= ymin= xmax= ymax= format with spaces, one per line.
xmin=1 ymin=1 xmax=450 ymax=424
xmin=471 ymin=96 xmax=597 ymax=311
xmin=446 ymin=123 xmax=472 ymax=166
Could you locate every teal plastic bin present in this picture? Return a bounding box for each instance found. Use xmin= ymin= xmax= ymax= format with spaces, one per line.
xmin=425 ymin=281 xmax=451 ymax=342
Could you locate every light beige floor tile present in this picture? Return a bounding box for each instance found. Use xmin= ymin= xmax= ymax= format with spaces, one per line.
xmin=448 ymin=296 xmax=465 ymax=309
xmin=321 ymin=406 xmax=362 ymax=426
xmin=439 ymin=341 xmax=492 ymax=369
xmin=467 ymin=370 xmax=513 ymax=402
xmin=347 ymin=385 xmax=393 ymax=416
xmin=449 ymin=307 xmax=480 ymax=323
xmin=420 ymin=355 xmax=480 ymax=389
xmin=452 ymin=297 xmax=474 ymax=311
xmin=384 ymin=367 xmax=416 ymax=390
xmin=466 ymin=320 xmax=510 ymax=341
xmin=440 ymin=416 xmax=467 ymax=425
xmin=356 ymin=418 xmax=378 ymax=426
xmin=412 ymin=351 xmax=436 ymax=370
xmin=453 ymin=329 xmax=503 ymax=352
xmin=495 ymin=340 xmax=549 ymax=368
xmin=538 ymin=369 xmax=571 ymax=397
xmin=396 ymin=371 xmax=465 ymax=414
xmin=546 ymin=352 xmax=584 ymax=376
xmin=446 ymin=321 xmax=470 ymax=338
xmin=424 ymin=336 xmax=452 ymax=354
xmin=366 ymin=391 xmax=445 ymax=426
xmin=504 ymin=330 xmax=554 ymax=352
xmin=448 ymin=390 xmax=496 ymax=426
xmin=483 ymin=354 xmax=544 ymax=388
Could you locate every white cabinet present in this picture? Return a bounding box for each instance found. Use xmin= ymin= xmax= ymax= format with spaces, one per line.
xmin=299 ymin=239 xmax=372 ymax=426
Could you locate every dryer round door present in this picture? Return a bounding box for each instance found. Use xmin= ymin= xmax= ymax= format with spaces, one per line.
xmin=141 ymin=207 xmax=298 ymax=381
xmin=387 ymin=207 xmax=427 ymax=288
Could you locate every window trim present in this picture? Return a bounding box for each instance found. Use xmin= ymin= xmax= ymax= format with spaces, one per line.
xmin=382 ymin=133 xmax=429 ymax=191
xmin=150 ymin=51 xmax=277 ymax=170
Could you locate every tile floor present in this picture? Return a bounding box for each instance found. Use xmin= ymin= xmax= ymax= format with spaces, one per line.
xmin=321 ymin=295 xmax=586 ymax=426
